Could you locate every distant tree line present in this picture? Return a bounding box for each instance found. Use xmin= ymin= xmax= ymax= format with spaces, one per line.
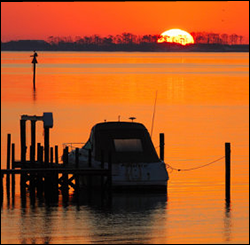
xmin=190 ymin=32 xmax=244 ymax=45
xmin=1 ymin=32 xmax=248 ymax=52
xmin=47 ymin=33 xmax=160 ymax=46
xmin=45 ymin=33 xmax=161 ymax=51
xmin=47 ymin=32 xmax=245 ymax=46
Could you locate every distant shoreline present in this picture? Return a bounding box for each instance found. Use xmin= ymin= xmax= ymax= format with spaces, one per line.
xmin=1 ymin=40 xmax=249 ymax=52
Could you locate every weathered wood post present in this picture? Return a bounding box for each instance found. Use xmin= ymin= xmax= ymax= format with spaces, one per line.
xmin=31 ymin=120 xmax=36 ymax=162
xmin=75 ymin=148 xmax=79 ymax=169
xmin=44 ymin=128 xmax=50 ymax=167
xmin=55 ymin=145 xmax=59 ymax=164
xmin=50 ymin=147 xmax=53 ymax=166
xmin=29 ymin=145 xmax=36 ymax=202
xmin=75 ymin=148 xmax=79 ymax=199
xmin=33 ymin=62 xmax=36 ymax=90
xmin=43 ymin=113 xmax=53 ymax=167
xmin=1 ymin=174 xmax=3 ymax=206
xmin=37 ymin=143 xmax=41 ymax=163
xmin=31 ymin=51 xmax=38 ymax=90
xmin=225 ymin=143 xmax=231 ymax=203
xmin=11 ymin=143 xmax=15 ymax=202
xmin=20 ymin=119 xmax=27 ymax=201
xmin=40 ymin=145 xmax=44 ymax=164
xmin=62 ymin=147 xmax=69 ymax=202
xmin=159 ymin=133 xmax=165 ymax=161
xmin=29 ymin=145 xmax=32 ymax=162
xmin=6 ymin=134 xmax=11 ymax=202
xmin=20 ymin=119 xmax=26 ymax=164
xmin=40 ymin=145 xmax=44 ymax=168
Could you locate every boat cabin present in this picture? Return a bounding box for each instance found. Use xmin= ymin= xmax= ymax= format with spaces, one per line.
xmin=82 ymin=122 xmax=161 ymax=164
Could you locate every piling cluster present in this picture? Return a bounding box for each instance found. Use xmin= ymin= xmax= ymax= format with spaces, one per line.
xmin=1 ymin=114 xmax=112 ymax=206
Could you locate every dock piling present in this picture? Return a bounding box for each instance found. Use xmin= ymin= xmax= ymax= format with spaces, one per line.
xmin=33 ymin=61 xmax=36 ymax=90
xmin=11 ymin=143 xmax=15 ymax=202
xmin=225 ymin=143 xmax=231 ymax=203
xmin=40 ymin=146 xmax=44 ymax=165
xmin=44 ymin=127 xmax=50 ymax=167
xmin=37 ymin=143 xmax=41 ymax=162
xmin=31 ymin=120 xmax=36 ymax=162
xmin=6 ymin=134 xmax=11 ymax=201
xmin=20 ymin=119 xmax=26 ymax=163
xmin=1 ymin=175 xmax=3 ymax=206
xmin=55 ymin=145 xmax=59 ymax=164
xmin=62 ymin=147 xmax=69 ymax=202
xmin=50 ymin=147 xmax=53 ymax=166
xmin=159 ymin=133 xmax=165 ymax=161
xmin=2 ymin=113 xmax=113 ymax=206
xmin=75 ymin=148 xmax=79 ymax=199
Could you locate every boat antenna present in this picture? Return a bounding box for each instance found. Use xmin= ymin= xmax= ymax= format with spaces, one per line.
xmin=129 ymin=117 xmax=136 ymax=122
xmin=150 ymin=90 xmax=158 ymax=138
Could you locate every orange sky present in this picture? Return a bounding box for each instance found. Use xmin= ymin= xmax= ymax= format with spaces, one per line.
xmin=1 ymin=1 xmax=249 ymax=43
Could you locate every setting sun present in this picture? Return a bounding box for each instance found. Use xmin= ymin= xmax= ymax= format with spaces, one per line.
xmin=157 ymin=29 xmax=194 ymax=45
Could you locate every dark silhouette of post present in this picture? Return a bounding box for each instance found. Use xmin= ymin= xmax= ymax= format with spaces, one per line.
xmin=43 ymin=113 xmax=53 ymax=167
xmin=225 ymin=143 xmax=231 ymax=203
xmin=55 ymin=145 xmax=59 ymax=164
xmin=31 ymin=51 xmax=38 ymax=90
xmin=160 ymin=133 xmax=165 ymax=161
xmin=31 ymin=120 xmax=36 ymax=163
xmin=20 ymin=118 xmax=27 ymax=204
xmin=44 ymin=128 xmax=50 ymax=166
xmin=11 ymin=143 xmax=15 ymax=202
xmin=75 ymin=148 xmax=79 ymax=200
xmin=20 ymin=119 xmax=26 ymax=163
xmin=62 ymin=147 xmax=69 ymax=203
xmin=6 ymin=134 xmax=11 ymax=202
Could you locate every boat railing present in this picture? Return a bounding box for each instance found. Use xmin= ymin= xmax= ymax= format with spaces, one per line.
xmin=62 ymin=142 xmax=85 ymax=151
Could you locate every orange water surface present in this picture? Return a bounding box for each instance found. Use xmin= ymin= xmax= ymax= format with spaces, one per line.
xmin=1 ymin=52 xmax=249 ymax=244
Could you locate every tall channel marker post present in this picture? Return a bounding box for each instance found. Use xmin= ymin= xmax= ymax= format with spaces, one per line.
xmin=225 ymin=142 xmax=231 ymax=203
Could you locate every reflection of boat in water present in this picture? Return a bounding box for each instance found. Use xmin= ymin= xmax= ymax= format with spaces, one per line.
xmin=74 ymin=191 xmax=167 ymax=213
xmin=71 ymin=192 xmax=168 ymax=243
xmin=66 ymin=121 xmax=169 ymax=191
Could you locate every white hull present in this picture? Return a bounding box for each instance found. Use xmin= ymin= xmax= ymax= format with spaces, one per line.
xmin=68 ymin=154 xmax=168 ymax=190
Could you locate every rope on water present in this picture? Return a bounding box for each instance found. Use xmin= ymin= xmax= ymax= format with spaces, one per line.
xmin=166 ymin=156 xmax=225 ymax=172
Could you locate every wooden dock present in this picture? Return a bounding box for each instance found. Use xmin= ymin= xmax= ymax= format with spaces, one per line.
xmin=1 ymin=142 xmax=112 ymax=206
xmin=1 ymin=113 xmax=112 ymax=206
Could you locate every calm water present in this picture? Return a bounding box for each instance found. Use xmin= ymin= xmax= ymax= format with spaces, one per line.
xmin=1 ymin=52 xmax=249 ymax=244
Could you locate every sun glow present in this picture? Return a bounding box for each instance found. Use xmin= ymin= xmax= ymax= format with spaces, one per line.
xmin=157 ymin=29 xmax=194 ymax=45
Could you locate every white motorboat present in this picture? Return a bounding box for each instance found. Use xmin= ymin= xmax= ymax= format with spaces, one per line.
xmin=66 ymin=121 xmax=169 ymax=191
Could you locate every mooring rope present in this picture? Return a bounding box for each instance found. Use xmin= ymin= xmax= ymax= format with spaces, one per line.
xmin=166 ymin=156 xmax=225 ymax=172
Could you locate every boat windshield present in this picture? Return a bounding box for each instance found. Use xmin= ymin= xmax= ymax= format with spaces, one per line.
xmin=114 ymin=139 xmax=143 ymax=152
xmin=82 ymin=131 xmax=93 ymax=150
xmin=82 ymin=140 xmax=91 ymax=150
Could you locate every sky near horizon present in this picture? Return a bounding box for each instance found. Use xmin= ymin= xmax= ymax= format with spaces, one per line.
xmin=1 ymin=1 xmax=249 ymax=43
